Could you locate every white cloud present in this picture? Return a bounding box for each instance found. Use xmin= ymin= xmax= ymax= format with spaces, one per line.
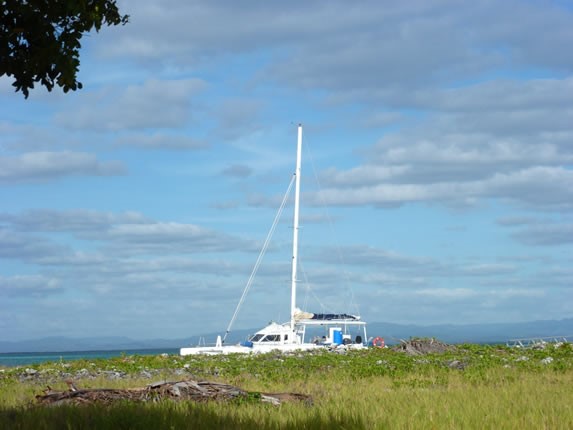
xmin=55 ymin=78 xmax=206 ymax=131
xmin=0 ymin=230 xmax=67 ymax=260
xmin=503 ymin=221 xmax=573 ymax=246
xmin=267 ymin=2 xmax=573 ymax=96
xmin=414 ymin=287 xmax=543 ymax=300
xmin=415 ymin=288 xmax=477 ymax=299
xmin=457 ymin=264 xmax=517 ymax=277
xmin=0 ymin=209 xmax=259 ymax=257
xmin=0 ymin=152 xmax=125 ymax=183
xmin=0 ymin=209 xmax=149 ymax=232
xmin=0 ymin=275 xmax=61 ymax=297
xmin=116 ymin=133 xmax=207 ymax=150
xmin=313 ymin=166 xmax=573 ymax=210
xmin=89 ymin=1 xmax=567 ymax=95
xmin=104 ymin=222 xmax=257 ymax=254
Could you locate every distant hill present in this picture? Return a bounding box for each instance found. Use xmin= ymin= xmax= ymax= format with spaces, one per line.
xmin=0 ymin=336 xmax=175 ymax=354
xmin=366 ymin=318 xmax=573 ymax=345
xmin=1 ymin=318 xmax=571 ymax=353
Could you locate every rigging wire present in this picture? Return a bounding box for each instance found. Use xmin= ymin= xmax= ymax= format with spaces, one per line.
xmin=222 ymin=174 xmax=295 ymax=343
xmin=305 ymin=142 xmax=360 ymax=316
xmin=299 ymin=260 xmax=330 ymax=313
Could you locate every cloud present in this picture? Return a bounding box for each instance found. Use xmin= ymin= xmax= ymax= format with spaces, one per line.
xmin=0 ymin=209 xmax=149 ymax=233
xmin=310 ymin=245 xmax=518 ymax=281
xmin=536 ymin=267 xmax=573 ymax=288
xmin=0 ymin=121 xmax=61 ymax=151
xmin=0 ymin=209 xmax=258 ymax=257
xmin=370 ymin=135 xmax=572 ymax=172
xmin=311 ymin=245 xmax=441 ymax=271
xmin=0 ymin=275 xmax=61 ymax=298
xmin=211 ymin=200 xmax=240 ymax=210
xmin=312 ymin=75 xmax=573 ymax=211
xmin=370 ymin=76 xmax=573 ymax=112
xmin=496 ymin=217 xmax=537 ymax=227
xmin=0 ymin=230 xmax=68 ymax=261
xmin=221 ymin=164 xmax=253 ymax=178
xmin=0 ymin=152 xmax=125 ymax=184
xmin=240 ymin=74 xmax=573 ymax=214
xmin=414 ymin=287 xmax=543 ymax=300
xmin=103 ymin=222 xmax=257 ymax=254
xmin=457 ymin=264 xmax=516 ymax=277
xmin=359 ymin=112 xmax=404 ymax=128
xmin=115 ymin=133 xmax=207 ymax=150
xmin=92 ymin=1 xmax=567 ymax=98
xmin=267 ymin=2 xmax=573 ymax=97
xmin=213 ymin=99 xmax=263 ymax=140
xmin=55 ymin=78 xmax=206 ymax=131
xmin=311 ymin=166 xmax=572 ymax=210
xmin=507 ymin=222 xmax=573 ymax=246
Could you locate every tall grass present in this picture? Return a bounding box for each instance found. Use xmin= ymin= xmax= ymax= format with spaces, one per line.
xmin=1 ymin=345 xmax=572 ymax=429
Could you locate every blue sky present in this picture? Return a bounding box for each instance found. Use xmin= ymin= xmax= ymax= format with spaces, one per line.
xmin=1 ymin=0 xmax=572 ymax=342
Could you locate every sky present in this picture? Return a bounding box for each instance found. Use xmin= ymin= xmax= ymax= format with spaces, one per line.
xmin=0 ymin=0 xmax=572 ymax=342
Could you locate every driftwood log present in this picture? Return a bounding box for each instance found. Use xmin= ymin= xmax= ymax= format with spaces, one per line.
xmin=35 ymin=379 xmax=312 ymax=407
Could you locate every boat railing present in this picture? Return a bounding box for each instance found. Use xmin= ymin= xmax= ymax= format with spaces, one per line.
xmin=506 ymin=335 xmax=571 ymax=348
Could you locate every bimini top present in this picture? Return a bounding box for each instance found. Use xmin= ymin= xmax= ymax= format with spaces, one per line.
xmin=293 ymin=307 xmax=360 ymax=322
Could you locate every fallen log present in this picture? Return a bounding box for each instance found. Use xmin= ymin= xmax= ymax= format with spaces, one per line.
xmin=35 ymin=379 xmax=312 ymax=407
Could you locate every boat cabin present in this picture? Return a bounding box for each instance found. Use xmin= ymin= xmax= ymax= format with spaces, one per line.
xmin=243 ymin=319 xmax=367 ymax=348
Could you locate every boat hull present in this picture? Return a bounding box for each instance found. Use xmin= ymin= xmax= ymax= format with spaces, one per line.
xmin=180 ymin=342 xmax=366 ymax=356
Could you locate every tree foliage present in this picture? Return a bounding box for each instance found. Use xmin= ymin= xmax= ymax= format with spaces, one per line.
xmin=0 ymin=0 xmax=128 ymax=98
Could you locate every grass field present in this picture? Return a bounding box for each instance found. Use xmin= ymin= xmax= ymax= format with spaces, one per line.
xmin=1 ymin=342 xmax=572 ymax=429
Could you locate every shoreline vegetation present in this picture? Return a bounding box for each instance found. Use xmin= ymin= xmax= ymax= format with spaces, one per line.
xmin=1 ymin=340 xmax=572 ymax=429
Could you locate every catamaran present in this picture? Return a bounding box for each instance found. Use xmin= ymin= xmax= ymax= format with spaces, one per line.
xmin=180 ymin=125 xmax=368 ymax=355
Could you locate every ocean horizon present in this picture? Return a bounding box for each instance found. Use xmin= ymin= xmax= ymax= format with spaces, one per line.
xmin=0 ymin=348 xmax=180 ymax=367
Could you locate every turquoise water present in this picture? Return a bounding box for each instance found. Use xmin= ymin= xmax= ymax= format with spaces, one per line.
xmin=0 ymin=348 xmax=179 ymax=367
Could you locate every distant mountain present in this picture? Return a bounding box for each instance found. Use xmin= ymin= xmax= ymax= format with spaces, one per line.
xmin=0 ymin=336 xmax=180 ymax=354
xmin=1 ymin=318 xmax=571 ymax=353
xmin=366 ymin=318 xmax=573 ymax=345
xmin=0 ymin=331 xmax=252 ymax=353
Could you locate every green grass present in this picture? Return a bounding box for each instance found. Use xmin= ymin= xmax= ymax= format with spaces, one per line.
xmin=1 ymin=343 xmax=572 ymax=429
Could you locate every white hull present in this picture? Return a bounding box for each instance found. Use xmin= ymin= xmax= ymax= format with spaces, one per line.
xmin=180 ymin=342 xmax=366 ymax=356
xmin=180 ymin=343 xmax=320 ymax=356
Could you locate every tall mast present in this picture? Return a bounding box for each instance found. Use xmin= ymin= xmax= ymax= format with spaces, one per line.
xmin=290 ymin=124 xmax=303 ymax=330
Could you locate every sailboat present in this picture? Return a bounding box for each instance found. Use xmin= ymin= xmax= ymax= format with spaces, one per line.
xmin=180 ymin=125 xmax=368 ymax=355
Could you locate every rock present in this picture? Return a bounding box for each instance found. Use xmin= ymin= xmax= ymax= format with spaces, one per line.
xmin=140 ymin=370 xmax=152 ymax=379
xmin=532 ymin=342 xmax=547 ymax=350
xmin=540 ymin=357 xmax=553 ymax=365
xmin=446 ymin=360 xmax=466 ymax=370
xmin=392 ymin=338 xmax=455 ymax=356
xmin=515 ymin=356 xmax=529 ymax=362
xmin=101 ymin=370 xmax=124 ymax=379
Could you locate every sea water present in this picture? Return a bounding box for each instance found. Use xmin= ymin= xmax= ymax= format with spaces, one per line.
xmin=0 ymin=348 xmax=179 ymax=367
